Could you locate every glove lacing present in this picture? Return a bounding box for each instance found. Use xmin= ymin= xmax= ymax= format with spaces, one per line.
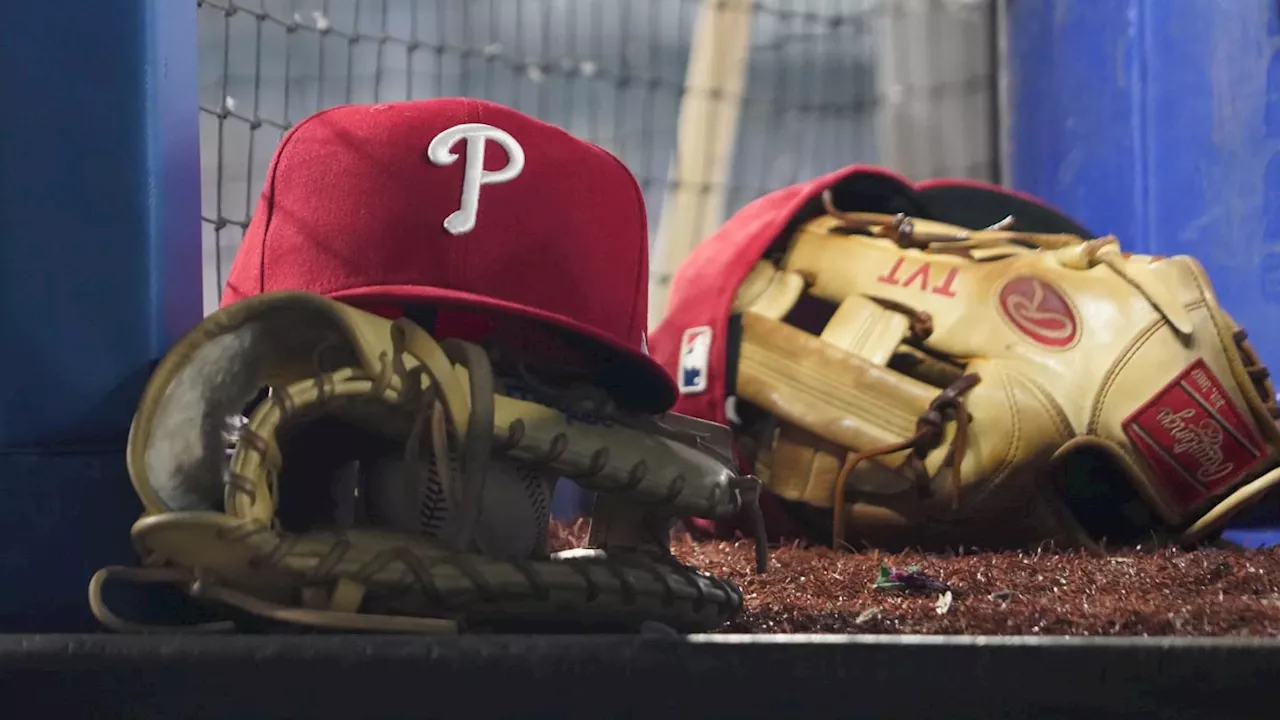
xmin=502 ymin=349 xmax=770 ymax=573
xmin=830 ymin=373 xmax=981 ymax=549
xmin=1233 ymin=327 xmax=1280 ymax=421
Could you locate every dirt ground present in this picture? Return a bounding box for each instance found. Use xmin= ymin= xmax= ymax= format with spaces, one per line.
xmin=549 ymin=520 xmax=1280 ymax=636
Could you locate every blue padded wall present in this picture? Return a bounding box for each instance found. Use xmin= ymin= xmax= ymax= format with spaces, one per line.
xmin=0 ymin=0 xmax=202 ymax=629
xmin=1009 ymin=0 xmax=1280 ymax=366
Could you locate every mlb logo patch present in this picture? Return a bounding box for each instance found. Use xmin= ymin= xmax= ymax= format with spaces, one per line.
xmin=678 ymin=326 xmax=713 ymax=395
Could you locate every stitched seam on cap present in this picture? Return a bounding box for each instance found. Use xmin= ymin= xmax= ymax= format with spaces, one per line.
xmin=257 ymin=105 xmax=352 ymax=294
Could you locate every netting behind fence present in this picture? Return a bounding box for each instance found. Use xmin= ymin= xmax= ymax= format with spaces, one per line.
xmin=198 ymin=0 xmax=998 ymax=313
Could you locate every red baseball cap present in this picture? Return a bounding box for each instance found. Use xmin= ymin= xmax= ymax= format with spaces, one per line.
xmin=223 ymin=98 xmax=674 ymax=412
xmin=648 ymin=165 xmax=1092 ymax=539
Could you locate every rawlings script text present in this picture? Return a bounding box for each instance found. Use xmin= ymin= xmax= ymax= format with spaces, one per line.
xmin=1155 ymin=407 xmax=1234 ymax=483
xmin=1122 ymin=358 xmax=1263 ymax=513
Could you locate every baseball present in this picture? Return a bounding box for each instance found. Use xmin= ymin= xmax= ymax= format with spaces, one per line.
xmin=361 ymin=451 xmax=556 ymax=560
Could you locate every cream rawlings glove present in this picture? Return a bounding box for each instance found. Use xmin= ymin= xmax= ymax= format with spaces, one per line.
xmin=652 ymin=168 xmax=1280 ymax=554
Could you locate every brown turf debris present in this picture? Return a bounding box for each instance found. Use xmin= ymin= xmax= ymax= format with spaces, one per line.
xmin=548 ymin=520 xmax=1280 ymax=636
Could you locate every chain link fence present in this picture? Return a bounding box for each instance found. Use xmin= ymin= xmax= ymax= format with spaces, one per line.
xmin=198 ymin=0 xmax=999 ymax=313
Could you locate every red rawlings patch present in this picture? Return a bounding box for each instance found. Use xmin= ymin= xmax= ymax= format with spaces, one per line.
xmin=1122 ymin=358 xmax=1265 ymax=514
xmin=997 ymin=276 xmax=1078 ymax=349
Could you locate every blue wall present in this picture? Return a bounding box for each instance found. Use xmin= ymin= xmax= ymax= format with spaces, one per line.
xmin=1009 ymin=0 xmax=1280 ymax=368
xmin=1008 ymin=0 xmax=1280 ymax=545
xmin=0 ymin=1 xmax=202 ymax=629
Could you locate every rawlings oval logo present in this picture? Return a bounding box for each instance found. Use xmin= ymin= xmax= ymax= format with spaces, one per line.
xmin=997 ymin=276 xmax=1078 ymax=348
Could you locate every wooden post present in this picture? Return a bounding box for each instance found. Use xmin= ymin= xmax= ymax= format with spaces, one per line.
xmin=648 ymin=0 xmax=756 ymax=329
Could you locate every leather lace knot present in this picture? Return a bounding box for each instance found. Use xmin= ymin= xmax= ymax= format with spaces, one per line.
xmin=830 ymin=373 xmax=981 ymax=548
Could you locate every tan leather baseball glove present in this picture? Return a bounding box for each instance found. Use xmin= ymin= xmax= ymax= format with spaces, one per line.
xmin=88 ymin=291 xmax=763 ymax=634
xmin=655 ymin=169 xmax=1280 ymax=554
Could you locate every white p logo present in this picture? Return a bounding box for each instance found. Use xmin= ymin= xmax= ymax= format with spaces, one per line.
xmin=427 ymin=122 xmax=525 ymax=236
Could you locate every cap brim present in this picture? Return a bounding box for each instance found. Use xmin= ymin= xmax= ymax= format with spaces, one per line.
xmin=329 ymin=284 xmax=677 ymax=414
